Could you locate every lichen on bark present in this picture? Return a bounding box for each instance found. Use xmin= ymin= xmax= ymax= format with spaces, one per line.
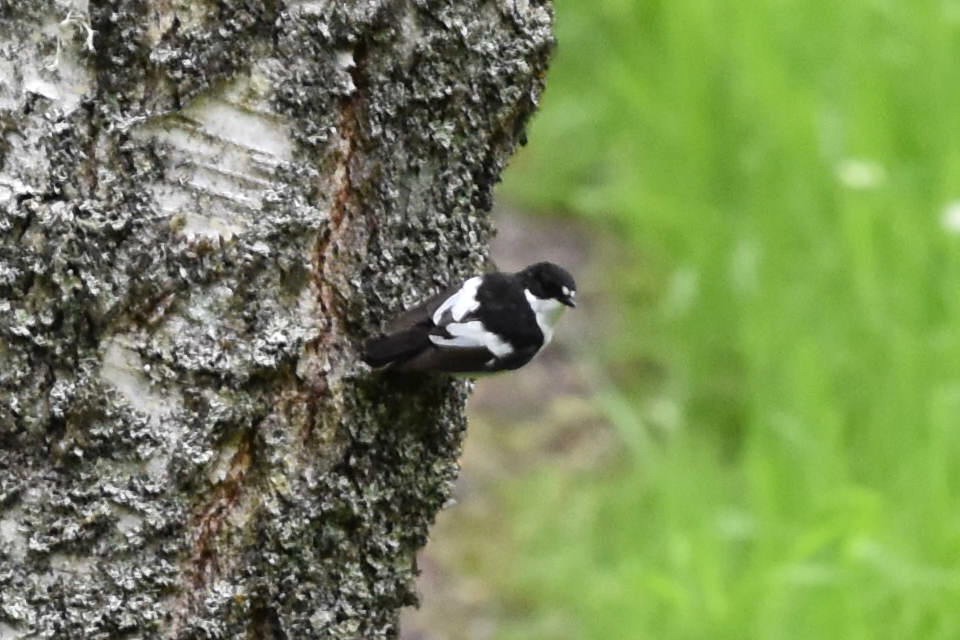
xmin=0 ymin=0 xmax=553 ymax=638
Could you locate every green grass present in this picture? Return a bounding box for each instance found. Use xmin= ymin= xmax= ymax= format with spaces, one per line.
xmin=493 ymin=1 xmax=960 ymax=637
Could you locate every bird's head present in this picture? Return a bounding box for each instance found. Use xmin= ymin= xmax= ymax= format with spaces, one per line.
xmin=521 ymin=261 xmax=577 ymax=308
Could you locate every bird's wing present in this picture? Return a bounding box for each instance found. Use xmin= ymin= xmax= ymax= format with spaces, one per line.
xmin=383 ymin=282 xmax=464 ymax=334
xmin=430 ymin=276 xmax=482 ymax=325
xmin=363 ymin=328 xmax=431 ymax=368
xmin=392 ymin=344 xmax=494 ymax=373
xmin=395 ymin=335 xmax=539 ymax=373
xmin=428 ymin=320 xmax=513 ymax=357
xmin=385 ymin=275 xmax=485 ymax=333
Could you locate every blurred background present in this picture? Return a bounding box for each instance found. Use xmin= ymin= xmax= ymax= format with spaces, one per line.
xmin=405 ymin=0 xmax=960 ymax=638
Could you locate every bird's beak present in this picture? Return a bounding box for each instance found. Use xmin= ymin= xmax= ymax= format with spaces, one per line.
xmin=562 ymin=295 xmax=577 ymax=308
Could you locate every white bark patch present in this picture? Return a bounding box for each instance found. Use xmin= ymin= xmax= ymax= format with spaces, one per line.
xmin=207 ymin=438 xmax=241 ymax=485
xmin=0 ymin=10 xmax=94 ymax=197
xmin=289 ymin=0 xmax=336 ymax=13
xmin=336 ymin=49 xmax=356 ymax=71
xmin=182 ymin=97 xmax=293 ymax=159
xmin=21 ymin=72 xmax=60 ymax=102
xmin=335 ymin=49 xmax=357 ymax=93
xmin=0 ymin=14 xmax=94 ymax=113
xmin=0 ymin=510 xmax=27 ymax=562
xmin=114 ymin=508 xmax=144 ymax=535
xmin=100 ymin=337 xmax=180 ymax=423
xmin=132 ymin=70 xmax=294 ymax=242
xmin=177 ymin=211 xmax=246 ymax=242
xmin=0 ymin=177 xmax=30 ymax=206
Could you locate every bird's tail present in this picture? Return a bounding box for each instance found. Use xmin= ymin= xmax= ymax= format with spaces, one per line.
xmin=362 ymin=329 xmax=430 ymax=368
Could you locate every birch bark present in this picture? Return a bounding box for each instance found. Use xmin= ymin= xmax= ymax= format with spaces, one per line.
xmin=0 ymin=1 xmax=552 ymax=637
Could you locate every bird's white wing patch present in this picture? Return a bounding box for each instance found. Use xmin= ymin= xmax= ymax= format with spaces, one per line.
xmin=432 ymin=277 xmax=482 ymax=324
xmin=524 ymin=290 xmax=566 ymax=345
xmin=429 ymin=320 xmax=514 ymax=357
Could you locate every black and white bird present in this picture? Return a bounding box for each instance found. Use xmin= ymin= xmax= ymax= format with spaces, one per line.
xmin=363 ymin=262 xmax=577 ymax=374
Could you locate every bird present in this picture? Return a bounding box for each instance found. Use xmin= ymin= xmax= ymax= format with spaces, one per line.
xmin=363 ymin=261 xmax=576 ymax=374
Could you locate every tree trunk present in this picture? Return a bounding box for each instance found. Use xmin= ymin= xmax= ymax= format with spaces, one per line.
xmin=0 ymin=1 xmax=552 ymax=637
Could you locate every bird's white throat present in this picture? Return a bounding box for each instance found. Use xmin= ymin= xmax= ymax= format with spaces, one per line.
xmin=524 ymin=290 xmax=566 ymax=344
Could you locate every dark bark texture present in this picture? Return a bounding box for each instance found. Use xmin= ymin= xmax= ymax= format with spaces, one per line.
xmin=0 ymin=1 xmax=553 ymax=638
